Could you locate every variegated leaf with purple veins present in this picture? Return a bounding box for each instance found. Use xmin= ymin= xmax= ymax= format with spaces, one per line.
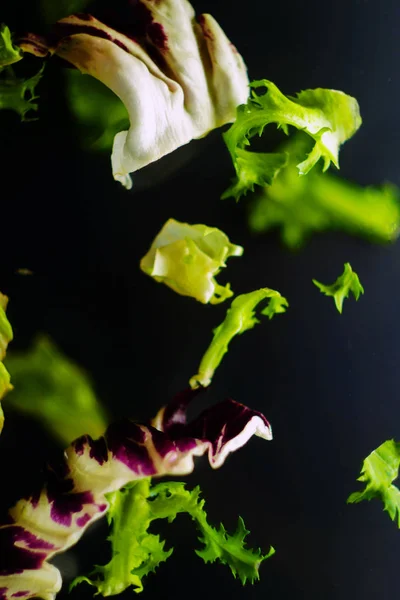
xmin=0 ymin=389 xmax=271 ymax=600
xmin=19 ymin=0 xmax=249 ymax=189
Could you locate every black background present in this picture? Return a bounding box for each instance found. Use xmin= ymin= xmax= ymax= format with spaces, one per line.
xmin=1 ymin=1 xmax=400 ymax=599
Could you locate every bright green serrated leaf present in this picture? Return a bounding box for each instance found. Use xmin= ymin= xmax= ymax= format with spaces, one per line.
xmin=0 ymin=24 xmax=22 ymax=70
xmin=150 ymin=482 xmax=274 ymax=585
xmin=313 ymin=262 xmax=364 ymax=313
xmin=5 ymin=336 xmax=108 ymax=444
xmin=73 ymin=479 xmax=273 ymax=595
xmin=248 ymin=134 xmax=400 ymax=248
xmin=190 ymin=288 xmax=288 ymax=388
xmin=347 ymin=439 xmax=400 ymax=527
xmin=222 ymin=79 xmax=361 ymax=200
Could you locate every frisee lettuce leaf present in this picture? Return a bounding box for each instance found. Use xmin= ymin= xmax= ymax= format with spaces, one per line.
xmin=0 ymin=25 xmax=22 ymax=70
xmin=140 ymin=218 xmax=243 ymax=304
xmin=222 ymin=80 xmax=361 ymax=200
xmin=0 ymin=292 xmax=13 ymax=434
xmin=72 ymin=478 xmax=273 ymax=595
xmin=5 ymin=336 xmax=109 ymax=444
xmin=248 ymin=134 xmax=400 ymax=248
xmin=312 ymin=262 xmax=364 ymax=313
xmin=0 ymin=65 xmax=43 ymax=120
xmin=347 ymin=439 xmax=400 ymax=526
xmin=190 ymin=288 xmax=288 ymax=388
xmin=0 ymin=25 xmax=43 ymax=120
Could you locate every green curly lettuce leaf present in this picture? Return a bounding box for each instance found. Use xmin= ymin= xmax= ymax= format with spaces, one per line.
xmin=0 ymin=65 xmax=43 ymax=120
xmin=5 ymin=336 xmax=108 ymax=444
xmin=347 ymin=439 xmax=400 ymax=527
xmin=0 ymin=24 xmax=22 ymax=70
xmin=0 ymin=292 xmax=13 ymax=433
xmin=248 ymin=134 xmax=400 ymax=248
xmin=222 ymin=79 xmax=361 ymax=200
xmin=72 ymin=479 xmax=273 ymax=595
xmin=140 ymin=218 xmax=243 ymax=304
xmin=190 ymin=288 xmax=288 ymax=388
xmin=313 ymin=262 xmax=364 ymax=314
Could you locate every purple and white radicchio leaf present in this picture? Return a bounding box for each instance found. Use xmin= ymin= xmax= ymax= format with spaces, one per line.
xmin=0 ymin=391 xmax=271 ymax=600
xmin=19 ymin=0 xmax=249 ymax=189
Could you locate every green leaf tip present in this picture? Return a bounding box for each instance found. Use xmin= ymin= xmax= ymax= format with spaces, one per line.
xmin=222 ymin=79 xmax=361 ymax=200
xmin=312 ymin=262 xmax=364 ymax=313
xmin=0 ymin=24 xmax=22 ymax=69
xmin=190 ymin=287 xmax=288 ymax=388
xmin=72 ymin=479 xmax=273 ymax=595
xmin=348 ymin=439 xmax=400 ymax=527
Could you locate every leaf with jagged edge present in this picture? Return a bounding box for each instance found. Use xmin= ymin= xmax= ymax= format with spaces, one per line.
xmin=348 ymin=439 xmax=400 ymax=527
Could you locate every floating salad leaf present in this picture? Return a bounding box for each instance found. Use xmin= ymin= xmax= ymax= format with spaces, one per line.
xmin=0 ymin=389 xmax=271 ymax=600
xmin=140 ymin=218 xmax=243 ymax=304
xmin=5 ymin=336 xmax=109 ymax=444
xmin=313 ymin=262 xmax=364 ymax=313
xmin=0 ymin=292 xmax=13 ymax=433
xmin=73 ymin=477 xmax=273 ymax=595
xmin=20 ymin=1 xmax=249 ymax=188
xmin=0 ymin=65 xmax=43 ymax=120
xmin=222 ymin=80 xmax=361 ymax=200
xmin=0 ymin=25 xmax=22 ymax=69
xmin=190 ymin=288 xmax=288 ymax=388
xmin=249 ymin=134 xmax=400 ymax=248
xmin=348 ymin=439 xmax=400 ymax=527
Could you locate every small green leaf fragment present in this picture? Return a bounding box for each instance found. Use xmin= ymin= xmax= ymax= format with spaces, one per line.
xmin=0 ymin=64 xmax=44 ymax=120
xmin=347 ymin=439 xmax=400 ymax=527
xmin=0 ymin=25 xmax=22 ymax=69
xmin=190 ymin=288 xmax=288 ymax=388
xmin=312 ymin=262 xmax=364 ymax=313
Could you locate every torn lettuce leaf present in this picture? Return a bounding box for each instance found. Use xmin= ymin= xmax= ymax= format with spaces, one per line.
xmin=20 ymin=2 xmax=249 ymax=188
xmin=0 ymin=292 xmax=13 ymax=433
xmin=0 ymin=24 xmax=22 ymax=69
xmin=249 ymin=134 xmax=400 ymax=247
xmin=347 ymin=439 xmax=400 ymax=527
xmin=0 ymin=389 xmax=272 ymax=600
xmin=190 ymin=288 xmax=288 ymax=388
xmin=140 ymin=218 xmax=243 ymax=304
xmin=222 ymin=80 xmax=361 ymax=200
xmin=4 ymin=336 xmax=109 ymax=444
xmin=0 ymin=25 xmax=43 ymax=120
xmin=73 ymin=478 xmax=273 ymax=595
xmin=313 ymin=262 xmax=364 ymax=313
xmin=0 ymin=65 xmax=43 ymax=120
xmin=248 ymin=134 xmax=400 ymax=248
